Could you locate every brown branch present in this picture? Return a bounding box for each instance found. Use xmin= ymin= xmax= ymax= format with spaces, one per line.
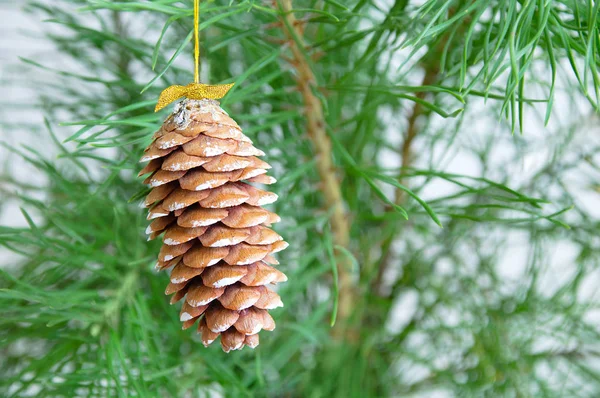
xmin=278 ymin=0 xmax=353 ymax=339
xmin=372 ymin=6 xmax=463 ymax=296
xmin=373 ymin=67 xmax=438 ymax=296
xmin=395 ymin=69 xmax=438 ymax=204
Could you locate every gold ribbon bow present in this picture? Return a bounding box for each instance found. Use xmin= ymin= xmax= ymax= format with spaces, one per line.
xmin=154 ymin=82 xmax=234 ymax=112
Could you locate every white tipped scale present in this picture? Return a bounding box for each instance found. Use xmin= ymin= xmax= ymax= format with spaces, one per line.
xmin=212 ymin=277 xmax=242 ymax=289
xmin=147 ymin=211 xmax=170 ymax=220
xmin=180 ymin=312 xmax=193 ymax=322
xmin=256 ymin=192 xmax=278 ymax=206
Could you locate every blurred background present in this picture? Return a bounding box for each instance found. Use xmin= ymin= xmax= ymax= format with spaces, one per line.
xmin=1 ymin=0 xmax=600 ymax=397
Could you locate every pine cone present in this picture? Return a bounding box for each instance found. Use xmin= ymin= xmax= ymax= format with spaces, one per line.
xmin=138 ymin=99 xmax=288 ymax=352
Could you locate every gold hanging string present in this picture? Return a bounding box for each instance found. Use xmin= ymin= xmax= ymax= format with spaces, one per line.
xmin=155 ymin=0 xmax=234 ymax=112
xmin=193 ymin=0 xmax=200 ymax=84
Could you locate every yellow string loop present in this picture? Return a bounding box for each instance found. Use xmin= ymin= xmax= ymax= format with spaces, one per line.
xmin=194 ymin=0 xmax=200 ymax=84
xmin=154 ymin=0 xmax=234 ymax=112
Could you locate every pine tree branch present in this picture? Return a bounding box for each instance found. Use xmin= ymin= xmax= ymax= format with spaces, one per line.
xmin=373 ymin=67 xmax=438 ymax=296
xmin=395 ymin=69 xmax=438 ymax=203
xmin=278 ymin=0 xmax=353 ymax=339
xmin=373 ymin=7 xmax=460 ymax=296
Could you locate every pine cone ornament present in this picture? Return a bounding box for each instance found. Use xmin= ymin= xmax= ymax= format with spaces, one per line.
xmin=138 ymin=99 xmax=288 ymax=352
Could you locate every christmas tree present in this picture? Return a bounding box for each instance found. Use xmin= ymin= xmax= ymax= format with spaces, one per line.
xmin=1 ymin=0 xmax=599 ymax=396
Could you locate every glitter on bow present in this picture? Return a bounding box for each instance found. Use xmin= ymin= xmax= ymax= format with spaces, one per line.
xmin=155 ymin=83 xmax=235 ymax=112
